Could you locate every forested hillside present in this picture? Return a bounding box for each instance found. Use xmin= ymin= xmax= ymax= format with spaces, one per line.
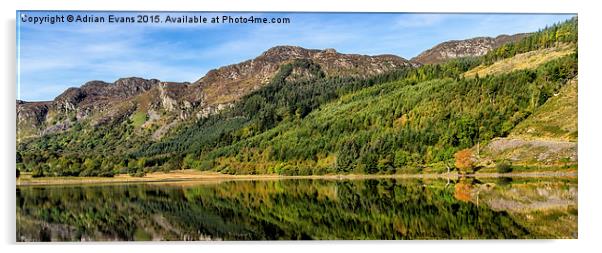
xmin=16 ymin=17 xmax=577 ymax=177
xmin=196 ymin=54 xmax=576 ymax=175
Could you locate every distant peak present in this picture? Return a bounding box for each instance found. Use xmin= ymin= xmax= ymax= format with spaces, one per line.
xmin=82 ymin=80 xmax=109 ymax=88
xmin=267 ymin=45 xmax=302 ymax=50
xmin=114 ymin=77 xmax=160 ymax=87
xmin=115 ymin=77 xmax=147 ymax=82
xmin=261 ymin=45 xmax=316 ymax=56
xmin=411 ymin=32 xmax=530 ymax=65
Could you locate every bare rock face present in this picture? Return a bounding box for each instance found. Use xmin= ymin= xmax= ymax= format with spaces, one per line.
xmin=54 ymin=88 xmax=85 ymax=112
xmin=155 ymin=82 xmax=200 ymax=120
xmin=411 ymin=33 xmax=529 ymax=65
xmin=16 ymin=101 xmax=50 ymax=126
xmin=194 ymin=45 xmax=415 ymax=107
xmin=16 ymin=101 xmax=51 ymax=139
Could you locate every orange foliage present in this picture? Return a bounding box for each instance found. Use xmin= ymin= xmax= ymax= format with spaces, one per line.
xmin=454 ymin=149 xmax=475 ymax=174
xmin=454 ymin=181 xmax=473 ymax=202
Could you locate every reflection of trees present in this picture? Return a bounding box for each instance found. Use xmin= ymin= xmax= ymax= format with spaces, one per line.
xmin=17 ymin=179 xmax=528 ymax=241
xmin=454 ymin=178 xmax=475 ymax=202
xmin=453 ymin=178 xmax=496 ymax=205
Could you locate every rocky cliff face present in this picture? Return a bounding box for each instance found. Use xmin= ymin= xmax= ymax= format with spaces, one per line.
xmin=16 ymin=77 xmax=191 ymax=139
xmin=17 ymin=45 xmax=414 ymax=141
xmin=411 ymin=33 xmax=529 ymax=65
xmin=53 ymin=78 xmax=160 ymax=115
xmin=16 ymin=100 xmax=51 ymax=138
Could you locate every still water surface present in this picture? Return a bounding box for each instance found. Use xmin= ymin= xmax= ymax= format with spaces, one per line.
xmin=16 ymin=177 xmax=577 ymax=241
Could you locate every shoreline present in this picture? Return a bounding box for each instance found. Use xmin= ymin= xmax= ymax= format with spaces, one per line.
xmin=16 ymin=169 xmax=577 ymax=187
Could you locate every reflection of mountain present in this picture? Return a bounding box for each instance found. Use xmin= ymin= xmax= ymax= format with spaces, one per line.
xmin=17 ymin=179 xmax=534 ymax=241
xmin=477 ymin=177 xmax=578 ymax=239
xmin=16 ymin=17 xmax=578 ymax=177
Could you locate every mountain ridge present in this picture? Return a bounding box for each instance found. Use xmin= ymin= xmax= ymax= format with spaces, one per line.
xmin=17 ymin=35 xmax=527 ymax=106
xmin=194 ymin=45 xmax=415 ymax=107
xmin=411 ymin=33 xmax=530 ymax=65
xmin=16 ymin=17 xmax=578 ymax=178
xmin=17 ymin=45 xmax=415 ymax=140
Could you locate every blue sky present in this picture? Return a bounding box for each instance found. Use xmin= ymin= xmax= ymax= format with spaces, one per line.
xmin=17 ymin=11 xmax=574 ymax=101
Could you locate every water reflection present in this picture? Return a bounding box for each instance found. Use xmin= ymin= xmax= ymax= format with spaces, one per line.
xmin=16 ymin=177 xmax=577 ymax=241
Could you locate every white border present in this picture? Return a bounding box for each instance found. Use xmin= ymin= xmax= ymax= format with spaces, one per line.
xmin=2 ymin=1 xmax=600 ymax=253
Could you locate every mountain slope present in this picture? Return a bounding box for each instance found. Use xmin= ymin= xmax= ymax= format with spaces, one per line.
xmin=477 ymin=77 xmax=578 ymax=168
xmin=510 ymin=78 xmax=577 ymax=141
xmin=17 ymin=78 xmax=166 ymax=139
xmin=464 ymin=43 xmax=575 ymax=78
xmin=184 ymin=18 xmax=577 ymax=175
xmin=195 ymin=46 xmax=414 ymax=107
xmin=17 ymin=47 xmax=413 ymax=141
xmin=198 ymin=53 xmax=576 ymax=175
xmin=17 ymin=46 xmax=417 ymax=177
xmin=16 ymin=17 xmax=578 ymax=177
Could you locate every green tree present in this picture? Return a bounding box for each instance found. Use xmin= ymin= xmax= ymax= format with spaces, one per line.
xmin=496 ymin=160 xmax=513 ymax=173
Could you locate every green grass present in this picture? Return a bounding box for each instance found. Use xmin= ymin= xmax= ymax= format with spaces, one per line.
xmin=510 ymin=78 xmax=577 ymax=141
xmin=130 ymin=111 xmax=148 ymax=128
xmin=464 ymin=43 xmax=576 ymax=78
xmin=477 ymin=164 xmax=577 ymax=174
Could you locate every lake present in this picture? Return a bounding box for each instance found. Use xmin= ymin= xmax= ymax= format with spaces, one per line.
xmin=16 ymin=177 xmax=577 ymax=241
